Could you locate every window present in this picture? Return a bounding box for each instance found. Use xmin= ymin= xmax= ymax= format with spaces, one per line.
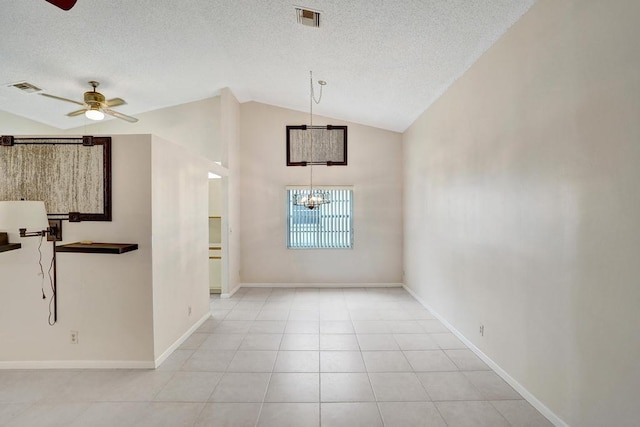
xmin=287 ymin=187 xmax=353 ymax=249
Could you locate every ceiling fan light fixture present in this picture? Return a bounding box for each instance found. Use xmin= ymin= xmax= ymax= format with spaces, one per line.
xmin=41 ymin=81 xmax=138 ymax=123
xmin=85 ymin=107 xmax=104 ymax=121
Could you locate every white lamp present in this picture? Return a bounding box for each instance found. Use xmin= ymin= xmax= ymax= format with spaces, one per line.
xmin=0 ymin=201 xmax=49 ymax=239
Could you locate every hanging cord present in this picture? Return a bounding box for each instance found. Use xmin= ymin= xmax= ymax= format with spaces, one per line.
xmin=37 ymin=234 xmax=46 ymax=299
xmin=47 ymin=253 xmax=56 ymax=326
xmin=311 ymin=71 xmax=324 ymax=107
xmin=308 ymin=71 xmax=324 ymax=196
xmin=310 ymin=72 xmax=314 ymax=194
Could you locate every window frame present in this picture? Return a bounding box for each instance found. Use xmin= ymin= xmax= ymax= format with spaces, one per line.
xmin=286 ymin=186 xmax=354 ymax=249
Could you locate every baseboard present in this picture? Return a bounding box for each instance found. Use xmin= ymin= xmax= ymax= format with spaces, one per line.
xmin=221 ymin=283 xmax=242 ymax=299
xmin=0 ymin=360 xmax=155 ymax=370
xmin=153 ymin=311 xmax=211 ymax=368
xmin=0 ymin=312 xmax=212 ymax=370
xmin=239 ymin=282 xmax=404 ymax=288
xmin=402 ymin=285 xmax=568 ymax=427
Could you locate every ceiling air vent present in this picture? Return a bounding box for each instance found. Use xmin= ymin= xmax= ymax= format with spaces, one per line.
xmin=295 ymin=7 xmax=320 ymax=27
xmin=9 ymin=81 xmax=42 ymax=93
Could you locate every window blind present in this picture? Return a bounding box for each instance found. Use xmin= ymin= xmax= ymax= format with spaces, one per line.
xmin=287 ymin=188 xmax=353 ymax=249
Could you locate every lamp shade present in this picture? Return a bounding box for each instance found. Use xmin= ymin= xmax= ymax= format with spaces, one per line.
xmin=0 ymin=201 xmax=49 ymax=236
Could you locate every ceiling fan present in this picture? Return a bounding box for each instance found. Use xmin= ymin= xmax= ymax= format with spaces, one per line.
xmin=45 ymin=0 xmax=78 ymax=11
xmin=40 ymin=81 xmax=139 ymax=123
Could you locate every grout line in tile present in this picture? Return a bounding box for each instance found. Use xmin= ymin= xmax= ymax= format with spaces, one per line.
xmin=253 ymin=371 xmax=274 ymax=427
xmin=192 ymin=398 xmax=211 ymax=426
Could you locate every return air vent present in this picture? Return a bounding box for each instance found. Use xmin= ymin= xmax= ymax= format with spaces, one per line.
xmin=9 ymin=81 xmax=42 ymax=93
xmin=295 ymin=7 xmax=320 ymax=27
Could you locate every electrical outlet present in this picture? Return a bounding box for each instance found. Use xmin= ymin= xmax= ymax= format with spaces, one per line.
xmin=479 ymin=324 xmax=484 ymax=337
xmin=70 ymin=330 xmax=79 ymax=344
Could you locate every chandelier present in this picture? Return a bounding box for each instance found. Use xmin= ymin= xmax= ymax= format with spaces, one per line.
xmin=293 ymin=71 xmax=331 ymax=210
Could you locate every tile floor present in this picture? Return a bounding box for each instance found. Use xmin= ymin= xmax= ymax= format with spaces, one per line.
xmin=0 ymin=287 xmax=554 ymax=426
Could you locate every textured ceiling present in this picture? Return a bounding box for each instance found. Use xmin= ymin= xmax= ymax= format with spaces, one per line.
xmin=0 ymin=0 xmax=535 ymax=132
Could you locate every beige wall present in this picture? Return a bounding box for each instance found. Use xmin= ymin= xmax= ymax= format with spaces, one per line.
xmin=151 ymin=135 xmax=211 ymax=359
xmin=239 ymin=102 xmax=403 ymax=285
xmin=0 ymin=135 xmax=154 ymax=365
xmin=208 ymin=179 xmax=223 ymax=217
xmin=66 ymin=97 xmax=221 ymax=162
xmin=403 ymin=1 xmax=640 ymax=425
xmin=0 ymin=110 xmax=61 ymax=134
xmin=0 ymin=134 xmax=214 ymax=366
xmin=2 ymin=97 xmax=221 ymax=163
xmin=1 ymin=93 xmax=225 ymax=366
xmin=221 ymin=88 xmax=241 ymax=295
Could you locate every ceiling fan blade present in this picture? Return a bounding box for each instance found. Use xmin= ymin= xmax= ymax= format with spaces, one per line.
xmin=67 ymin=108 xmax=87 ymax=117
xmin=103 ymin=108 xmax=139 ymax=123
xmin=40 ymin=93 xmax=85 ymax=106
xmin=105 ymin=98 xmax=127 ymax=108
xmin=45 ymin=0 xmax=78 ymax=11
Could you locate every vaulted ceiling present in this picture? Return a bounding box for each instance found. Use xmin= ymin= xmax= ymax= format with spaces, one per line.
xmin=0 ymin=0 xmax=535 ymax=132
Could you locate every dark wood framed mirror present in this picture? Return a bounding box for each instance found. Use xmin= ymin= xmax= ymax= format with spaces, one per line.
xmin=0 ymin=136 xmax=112 ymax=222
xmin=286 ymin=125 xmax=348 ymax=166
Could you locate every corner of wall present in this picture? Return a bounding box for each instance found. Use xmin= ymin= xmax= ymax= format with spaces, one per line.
xmin=220 ymin=88 xmax=242 ymax=295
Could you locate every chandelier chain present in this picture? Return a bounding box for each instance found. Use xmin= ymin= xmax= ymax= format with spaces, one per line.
xmin=293 ymin=71 xmax=330 ymax=210
xmin=309 ymin=71 xmax=317 ymax=192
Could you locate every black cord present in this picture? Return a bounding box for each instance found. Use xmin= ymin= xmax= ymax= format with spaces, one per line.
xmin=47 ymin=254 xmax=56 ymax=326
xmin=37 ymin=234 xmax=46 ymax=299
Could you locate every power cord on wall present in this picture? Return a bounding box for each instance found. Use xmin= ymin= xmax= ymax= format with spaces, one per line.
xmin=47 ymin=255 xmax=56 ymax=326
xmin=36 ymin=234 xmax=57 ymax=326
xmin=37 ymin=234 xmax=46 ymax=300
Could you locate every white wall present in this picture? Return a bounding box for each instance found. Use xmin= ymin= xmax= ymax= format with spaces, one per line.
xmin=1 ymin=93 xmax=223 ymax=365
xmin=208 ymin=179 xmax=223 ymax=291
xmin=0 ymin=110 xmax=61 ymax=134
xmin=403 ymin=1 xmax=640 ymax=425
xmin=220 ymin=88 xmax=241 ymax=295
xmin=66 ymin=97 xmax=221 ymax=162
xmin=2 ymin=97 xmax=221 ymax=163
xmin=151 ymin=135 xmax=211 ymax=360
xmin=0 ymin=135 xmax=154 ymax=365
xmin=239 ymin=102 xmax=403 ymax=285
xmin=208 ymin=179 xmax=222 ymax=217
xmin=0 ymin=133 xmax=214 ymax=366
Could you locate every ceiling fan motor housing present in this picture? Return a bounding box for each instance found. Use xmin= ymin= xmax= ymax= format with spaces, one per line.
xmin=84 ymin=90 xmax=105 ymax=106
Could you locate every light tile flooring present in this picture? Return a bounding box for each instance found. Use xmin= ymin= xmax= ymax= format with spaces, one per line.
xmin=0 ymin=287 xmax=553 ymax=426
